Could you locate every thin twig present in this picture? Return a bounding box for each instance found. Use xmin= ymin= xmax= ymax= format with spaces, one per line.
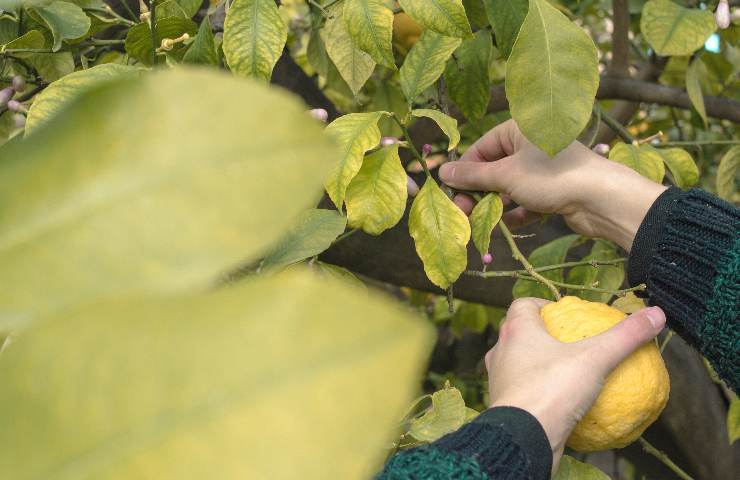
xmin=513 ymin=275 xmax=646 ymax=297
xmin=655 ymin=140 xmax=740 ymax=147
xmin=150 ymin=1 xmax=158 ymax=66
xmin=594 ymin=104 xmax=636 ymax=144
xmin=638 ymin=437 xmax=694 ymax=480
xmin=393 ymin=114 xmax=432 ymax=177
xmin=586 ymin=107 xmax=602 ymax=148
xmin=467 ymin=258 xmax=627 ymax=278
xmin=659 ymin=330 xmax=674 ymax=353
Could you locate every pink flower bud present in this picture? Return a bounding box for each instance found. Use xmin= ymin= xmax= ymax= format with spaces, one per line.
xmin=422 ymin=144 xmax=433 ymax=156
xmin=482 ymin=253 xmax=493 ymax=265
xmin=0 ymin=87 xmax=13 ymax=107
xmin=308 ymin=108 xmax=328 ymax=122
xmin=13 ymin=113 xmax=25 ymax=129
xmin=11 ymin=75 xmax=25 ymax=92
xmin=380 ymin=136 xmax=398 ymax=146
xmin=592 ymin=143 xmax=610 ymax=156
xmin=7 ymin=99 xmax=23 ymax=113
xmin=716 ymin=0 xmax=730 ymax=29
xmin=407 ymin=176 xmax=419 ymax=197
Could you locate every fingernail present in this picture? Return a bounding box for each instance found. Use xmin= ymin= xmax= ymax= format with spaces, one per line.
xmin=439 ymin=163 xmax=453 ymax=181
xmin=645 ymin=307 xmax=666 ymax=330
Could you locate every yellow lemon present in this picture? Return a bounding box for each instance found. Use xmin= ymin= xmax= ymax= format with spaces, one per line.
xmin=540 ymin=296 xmax=670 ymax=451
xmin=393 ymin=13 xmax=422 ymax=54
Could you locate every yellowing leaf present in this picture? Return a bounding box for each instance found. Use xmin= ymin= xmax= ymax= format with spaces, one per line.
xmin=641 ymin=0 xmax=715 ymax=56
xmin=343 ymin=0 xmax=395 ymax=69
xmin=657 ymin=147 xmax=699 ymax=189
xmin=566 ymin=240 xmax=624 ymax=303
xmin=505 ymin=0 xmax=599 ymax=156
xmin=323 ymin=4 xmax=376 ymax=95
xmin=346 ymin=145 xmax=408 ymax=235
xmin=31 ymin=1 xmax=90 ymax=51
xmin=324 ymin=112 xmax=385 ymax=209
xmin=686 ymin=57 xmax=708 ymax=126
xmin=400 ymin=30 xmax=461 ymax=103
xmin=411 ymin=109 xmax=460 ymax=151
xmin=409 ymin=180 xmax=471 ymax=289
xmin=26 ymin=64 xmax=143 ymax=134
xmin=513 ymin=234 xmax=580 ymax=300
xmin=223 ymin=0 xmax=288 ymax=81
xmin=717 ymin=145 xmax=740 ymax=201
xmin=554 ymin=455 xmax=610 ymax=480
xmin=470 ymin=192 xmax=503 ymax=258
xmin=443 ymin=29 xmax=493 ymax=121
xmin=611 ymin=292 xmax=646 ymax=314
xmin=0 ymin=69 xmax=337 ymax=325
xmin=0 ymin=271 xmax=434 ymax=479
xmin=315 ymin=261 xmax=366 ymax=289
xmin=1 ymin=29 xmax=45 ymax=50
xmin=398 ymin=0 xmax=472 ymax=38
xmin=483 ymin=0 xmax=527 ymax=58
xmin=409 ymin=385 xmax=468 ymax=442
xmin=728 ymin=397 xmax=740 ymax=444
xmin=608 ymin=143 xmax=666 ymax=183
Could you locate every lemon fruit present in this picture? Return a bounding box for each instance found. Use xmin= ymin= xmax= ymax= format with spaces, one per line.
xmin=393 ymin=13 xmax=422 ymax=54
xmin=540 ymin=296 xmax=670 ymax=451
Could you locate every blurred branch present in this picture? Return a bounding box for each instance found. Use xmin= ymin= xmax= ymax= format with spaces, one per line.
xmin=466 ymin=258 xmax=627 ymax=278
xmin=594 ymin=104 xmax=636 ymax=143
xmin=609 ymin=0 xmax=630 ymax=77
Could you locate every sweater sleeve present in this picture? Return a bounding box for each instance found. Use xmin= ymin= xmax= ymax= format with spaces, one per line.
xmin=377 ymin=407 xmax=552 ymax=480
xmin=628 ymin=187 xmax=740 ymax=392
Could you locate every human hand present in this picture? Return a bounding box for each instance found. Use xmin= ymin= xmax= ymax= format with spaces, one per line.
xmin=438 ymin=120 xmax=667 ymax=251
xmin=485 ymin=298 xmax=666 ymax=472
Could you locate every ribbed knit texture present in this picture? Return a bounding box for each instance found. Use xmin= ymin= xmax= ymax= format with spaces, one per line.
xmin=628 ymin=188 xmax=739 ymax=391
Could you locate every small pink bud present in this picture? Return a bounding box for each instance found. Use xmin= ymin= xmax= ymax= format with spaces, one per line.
xmin=716 ymin=0 xmax=731 ymax=29
xmin=482 ymin=253 xmax=493 ymax=265
xmin=13 ymin=113 xmax=25 ymax=129
xmin=308 ymin=108 xmax=328 ymax=122
xmin=7 ymin=99 xmax=24 ymax=113
xmin=422 ymin=144 xmax=433 ymax=156
xmin=407 ymin=176 xmax=419 ymax=197
xmin=592 ymin=143 xmax=610 ymax=156
xmin=380 ymin=136 xmax=398 ymax=146
xmin=0 ymin=87 xmax=13 ymax=107
xmin=11 ymin=75 xmax=25 ymax=92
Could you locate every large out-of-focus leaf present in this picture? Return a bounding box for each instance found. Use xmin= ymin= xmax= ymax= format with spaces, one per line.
xmin=324 ymin=112 xmax=385 ymax=210
xmin=686 ymin=57 xmax=708 ymax=126
xmin=717 ymin=145 xmax=740 ymax=201
xmin=409 ymin=385 xmax=468 ymax=442
xmin=398 ymin=0 xmax=472 ymax=38
xmin=31 ymin=1 xmax=91 ymax=51
xmin=343 ymin=0 xmax=395 ymax=69
xmin=411 ymin=109 xmax=460 ymax=151
xmin=409 ymin=180 xmax=471 ymax=289
xmin=512 ymin=234 xmax=580 ymax=300
xmin=470 ymin=193 xmax=503 ymax=259
xmin=260 ymin=209 xmax=347 ymax=270
xmin=554 ymin=455 xmax=610 ymax=480
xmin=323 ymin=4 xmax=376 ymax=95
xmin=505 ymin=0 xmax=599 ymax=156
xmin=26 ymin=64 xmax=143 ymax=133
xmin=641 ymin=0 xmax=715 ymax=56
xmin=346 ymin=145 xmax=408 ymax=235
xmin=223 ymin=0 xmax=288 ymax=81
xmin=0 ymin=271 xmax=434 ymax=479
xmin=443 ymin=29 xmax=492 ymax=121
xmin=183 ymin=16 xmax=219 ymax=66
xmin=0 ymin=69 xmax=337 ymax=326
xmin=125 ymin=17 xmax=198 ymax=66
xmin=400 ymin=30 xmax=461 ymax=103
xmin=656 ymin=147 xmax=699 ymax=189
xmin=608 ymin=143 xmax=666 ymax=183
xmin=566 ymin=240 xmax=624 ymax=303
xmin=483 ymin=0 xmax=527 ymax=58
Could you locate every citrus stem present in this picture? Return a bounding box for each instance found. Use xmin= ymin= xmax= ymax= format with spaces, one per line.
xmin=332 ymin=228 xmax=359 ymax=245
xmin=513 ymin=275 xmax=646 ymax=297
xmin=659 ymin=330 xmax=674 ymax=353
xmin=594 ymin=104 xmax=636 ymax=144
xmin=467 ymin=259 xmax=627 ymax=278
xmin=638 ymin=437 xmax=694 ymax=480
xmin=393 ymin=114 xmax=432 ymax=178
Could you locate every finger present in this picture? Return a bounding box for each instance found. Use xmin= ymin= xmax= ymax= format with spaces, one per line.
xmin=501 ymin=297 xmax=553 ymax=335
xmin=459 ymin=120 xmax=517 ymax=163
xmin=439 ymin=156 xmax=515 ymax=192
xmin=453 ymin=193 xmax=475 ymax=215
xmin=501 ymin=193 xmax=512 ymax=206
xmin=583 ymin=307 xmax=666 ymax=373
xmin=502 ymin=207 xmax=543 ymax=230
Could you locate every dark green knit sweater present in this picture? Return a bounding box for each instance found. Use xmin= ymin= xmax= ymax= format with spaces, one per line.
xmin=378 ymin=188 xmax=739 ymax=480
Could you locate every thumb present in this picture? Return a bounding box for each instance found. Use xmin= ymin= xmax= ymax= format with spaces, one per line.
xmin=584 ymin=306 xmax=666 ymax=373
xmin=438 ymin=157 xmax=514 ymax=192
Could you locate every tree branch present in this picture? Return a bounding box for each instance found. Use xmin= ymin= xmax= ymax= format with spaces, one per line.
xmin=609 ymin=0 xmax=630 ymax=77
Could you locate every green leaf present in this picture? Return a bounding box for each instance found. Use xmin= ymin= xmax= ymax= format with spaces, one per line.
xmin=368 ymin=81 xmax=409 ymax=137
xmin=470 ymin=192 xmax=503 ymax=258
xmin=175 ymin=0 xmax=202 ymax=17
xmin=315 ymin=261 xmax=366 ymax=289
xmin=0 ymin=69 xmax=338 ymax=325
xmin=443 ymin=29 xmax=492 ymax=121
xmin=686 ymin=57 xmax=708 ymax=126
xmin=554 ymin=455 xmax=610 ymax=480
xmin=409 ymin=180 xmax=471 ymax=289
xmin=717 ymin=145 xmax=740 ymax=201
xmin=566 ymin=240 xmax=624 ymax=303
xmin=324 ymin=112 xmax=385 ymax=210
xmin=608 ymin=143 xmax=666 ymax=183
xmin=728 ymin=397 xmax=740 ymax=444
xmin=398 ymin=0 xmax=472 ymax=38
xmin=343 ymin=0 xmax=395 ymax=69
xmin=223 ymin=0 xmax=288 ymax=81
xmin=25 ymin=51 xmax=75 ymax=82
xmin=513 ymin=234 xmax=580 ymax=300
xmin=450 ymin=301 xmax=488 ymax=337
xmin=125 ymin=17 xmax=198 ymax=66
xmin=463 ymin=0 xmax=490 ymax=29
xmin=400 ymin=30 xmax=461 ymax=103
xmin=307 ymin=28 xmax=330 ymax=78
xmin=506 ymin=0 xmax=599 ymax=156
xmin=0 ymin=270 xmax=434 ymax=479
xmin=323 ymin=4 xmax=376 ymax=95
xmin=261 ymin=209 xmax=348 ymax=270
xmin=1 ymin=29 xmax=45 ymax=50
xmin=657 ymin=147 xmax=699 ymax=189
xmin=641 ymin=0 xmax=716 ymax=56
xmin=26 ymin=64 xmax=142 ymax=134
xmin=346 ymin=145 xmax=408 ymax=235
xmin=483 ymin=0 xmax=528 ymax=58
xmin=183 ymin=16 xmax=219 ymax=65
xmin=409 ymin=385 xmax=468 ymax=442
xmin=411 ymin=109 xmax=460 ymax=151
xmin=156 ymin=0 xmax=188 ymax=19
xmin=31 ymin=1 xmax=91 ymax=51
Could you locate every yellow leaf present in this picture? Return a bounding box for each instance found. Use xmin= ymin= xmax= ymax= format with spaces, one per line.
xmin=657 ymin=147 xmax=699 ymax=189
xmin=608 ymin=143 xmax=666 ymax=183
xmin=398 ymin=0 xmax=472 ymax=38
xmin=323 ymin=4 xmax=376 ymax=95
xmin=717 ymin=145 xmax=740 ymax=201
xmin=399 ymin=30 xmax=461 ymax=103
xmin=411 ymin=109 xmax=460 ymax=151
xmin=470 ymin=192 xmax=503 ymax=258
xmin=641 ymin=0 xmax=716 ymax=56
xmin=409 ymin=385 xmax=468 ymax=442
xmin=343 ymin=0 xmax=396 ymax=69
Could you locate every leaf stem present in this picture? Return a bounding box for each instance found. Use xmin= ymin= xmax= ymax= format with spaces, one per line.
xmin=467 ymin=258 xmax=627 ymax=278
xmin=332 ymin=228 xmax=359 ymax=245
xmin=659 ymin=329 xmax=674 ymax=353
xmin=150 ymin=1 xmax=158 ymax=66
xmin=638 ymin=437 xmax=694 ymax=480
xmin=393 ymin=114 xmax=432 ymax=178
xmin=594 ymin=104 xmax=636 ymax=144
